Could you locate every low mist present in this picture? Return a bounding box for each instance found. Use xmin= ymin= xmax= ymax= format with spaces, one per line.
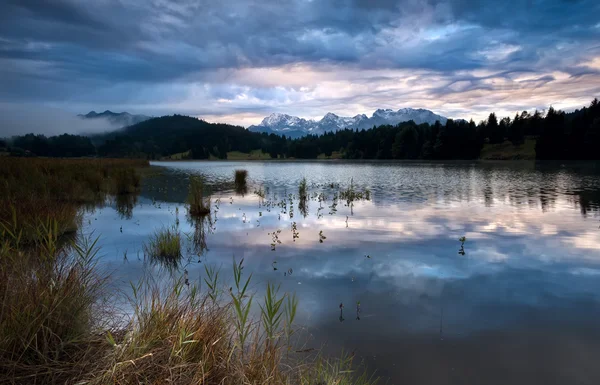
xmin=0 ymin=104 xmax=121 ymax=138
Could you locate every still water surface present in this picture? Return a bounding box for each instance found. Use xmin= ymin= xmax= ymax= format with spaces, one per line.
xmin=87 ymin=161 xmax=600 ymax=385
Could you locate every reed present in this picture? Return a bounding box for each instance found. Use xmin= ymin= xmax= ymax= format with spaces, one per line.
xmin=234 ymin=169 xmax=248 ymax=194
xmin=0 ymin=226 xmax=109 ymax=384
xmin=143 ymin=226 xmax=182 ymax=268
xmin=298 ymin=177 xmax=308 ymax=200
xmin=0 ymin=158 xmax=148 ymax=245
xmin=187 ymin=176 xmax=211 ymax=216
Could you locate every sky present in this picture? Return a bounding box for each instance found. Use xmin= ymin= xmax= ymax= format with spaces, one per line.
xmin=1 ymin=0 xmax=600 ymax=134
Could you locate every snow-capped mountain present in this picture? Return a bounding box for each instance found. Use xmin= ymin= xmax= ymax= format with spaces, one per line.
xmin=248 ymin=108 xmax=448 ymax=138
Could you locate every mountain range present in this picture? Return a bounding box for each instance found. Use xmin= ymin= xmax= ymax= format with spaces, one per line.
xmin=248 ymin=108 xmax=448 ymax=138
xmin=78 ymin=110 xmax=151 ymax=128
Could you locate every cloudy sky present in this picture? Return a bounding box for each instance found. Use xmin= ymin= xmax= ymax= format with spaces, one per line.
xmin=1 ymin=0 xmax=600 ymax=131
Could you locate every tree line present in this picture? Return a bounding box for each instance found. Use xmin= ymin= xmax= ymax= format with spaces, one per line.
xmin=3 ymin=98 xmax=599 ymax=160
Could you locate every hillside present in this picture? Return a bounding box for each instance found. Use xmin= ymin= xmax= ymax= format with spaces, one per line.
xmin=95 ymin=115 xmax=275 ymax=159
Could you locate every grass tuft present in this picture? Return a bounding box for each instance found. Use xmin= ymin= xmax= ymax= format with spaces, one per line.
xmin=144 ymin=227 xmax=182 ymax=268
xmin=234 ymin=169 xmax=249 ymax=195
xmin=187 ymin=176 xmax=211 ymax=217
xmin=0 ymin=228 xmax=109 ymax=384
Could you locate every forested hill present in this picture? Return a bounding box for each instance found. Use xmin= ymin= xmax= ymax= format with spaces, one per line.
xmin=94 ymin=115 xmax=262 ymax=159
xmin=3 ymin=98 xmax=600 ymax=160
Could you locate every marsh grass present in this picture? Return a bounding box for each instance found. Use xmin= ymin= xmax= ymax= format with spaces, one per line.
xmin=96 ymin=278 xmax=233 ymax=384
xmin=144 ymin=226 xmax=182 ymax=268
xmin=234 ymin=169 xmax=248 ymax=195
xmin=0 ymin=158 xmax=147 ymax=245
xmin=112 ymin=167 xmax=141 ymax=195
xmin=187 ymin=176 xmax=211 ymax=217
xmin=0 ymin=225 xmax=110 ymax=384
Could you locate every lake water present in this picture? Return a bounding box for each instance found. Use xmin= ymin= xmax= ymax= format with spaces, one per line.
xmin=87 ymin=160 xmax=600 ymax=385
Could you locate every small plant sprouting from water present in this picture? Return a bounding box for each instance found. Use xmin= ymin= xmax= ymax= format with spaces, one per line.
xmin=329 ymin=193 xmax=339 ymax=214
xmin=299 ymin=177 xmax=308 ymax=200
xmin=340 ymin=178 xmax=371 ymax=206
xmin=270 ymin=229 xmax=282 ymax=251
xmin=458 ymin=236 xmax=466 ymax=255
xmin=291 ymin=221 xmax=299 ymax=241
xmin=254 ymin=186 xmax=266 ymax=199
xmin=187 ymin=176 xmax=211 ymax=217
xmin=319 ymin=230 xmax=327 ymax=243
xmin=143 ymin=226 xmax=182 ymax=268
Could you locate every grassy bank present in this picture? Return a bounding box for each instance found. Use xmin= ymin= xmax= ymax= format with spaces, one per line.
xmin=0 ymin=158 xmax=375 ymax=385
xmin=0 ymin=158 xmax=148 ymax=245
xmin=479 ymin=138 xmax=536 ymax=160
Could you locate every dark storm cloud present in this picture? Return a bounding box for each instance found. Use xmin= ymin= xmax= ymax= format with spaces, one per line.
xmin=1 ymin=0 xmax=596 ymax=82
xmin=0 ymin=0 xmax=599 ymax=127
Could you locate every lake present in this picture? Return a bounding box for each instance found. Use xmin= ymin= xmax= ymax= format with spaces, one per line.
xmin=86 ymin=160 xmax=600 ymax=385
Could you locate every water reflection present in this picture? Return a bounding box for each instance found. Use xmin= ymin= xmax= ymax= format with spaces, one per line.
xmin=87 ymin=160 xmax=600 ymax=385
xmin=115 ymin=193 xmax=138 ymax=219
xmin=188 ymin=215 xmax=210 ymax=260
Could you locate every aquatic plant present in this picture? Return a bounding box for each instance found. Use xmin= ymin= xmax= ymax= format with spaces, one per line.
xmin=187 ymin=175 xmax=211 ymax=217
xmin=254 ymin=186 xmax=266 ymax=199
xmin=234 ymin=169 xmax=248 ymax=195
xmin=299 ymin=177 xmax=308 ymax=200
xmin=339 ymin=178 xmax=371 ymax=206
xmin=291 ymin=221 xmax=300 ymax=241
xmin=143 ymin=226 xmax=182 ymax=268
xmin=270 ymin=229 xmax=282 ymax=251
xmin=458 ymin=236 xmax=467 ymax=255
xmin=319 ymin=230 xmax=327 ymax=243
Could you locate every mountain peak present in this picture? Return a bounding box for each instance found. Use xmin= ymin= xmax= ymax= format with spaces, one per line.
xmin=322 ymin=112 xmax=339 ymax=120
xmin=248 ymin=107 xmax=449 ymax=138
xmin=79 ymin=110 xmax=151 ymax=128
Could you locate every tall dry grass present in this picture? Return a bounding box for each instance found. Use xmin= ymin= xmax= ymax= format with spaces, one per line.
xmin=0 ymin=224 xmax=110 ymax=384
xmin=0 ymin=158 xmax=148 ymax=245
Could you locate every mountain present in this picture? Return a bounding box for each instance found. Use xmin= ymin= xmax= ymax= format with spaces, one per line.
xmin=248 ymin=108 xmax=448 ymax=137
xmin=94 ymin=115 xmax=260 ymax=159
xmin=78 ymin=110 xmax=151 ymax=128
